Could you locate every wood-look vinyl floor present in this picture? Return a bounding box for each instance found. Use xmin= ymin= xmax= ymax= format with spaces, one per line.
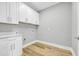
xmin=22 ymin=42 xmax=72 ymax=56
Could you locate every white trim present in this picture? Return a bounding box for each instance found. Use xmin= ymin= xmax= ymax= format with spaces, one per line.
xmin=70 ymin=48 xmax=76 ymax=56
xmin=37 ymin=40 xmax=76 ymax=56
xmin=23 ymin=40 xmax=76 ymax=56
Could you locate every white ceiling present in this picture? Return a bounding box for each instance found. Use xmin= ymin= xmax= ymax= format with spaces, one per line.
xmin=25 ymin=2 xmax=59 ymax=12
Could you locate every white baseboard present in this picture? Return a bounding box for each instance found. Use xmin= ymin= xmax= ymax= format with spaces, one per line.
xmin=23 ymin=40 xmax=38 ymax=48
xmin=23 ymin=40 xmax=76 ymax=56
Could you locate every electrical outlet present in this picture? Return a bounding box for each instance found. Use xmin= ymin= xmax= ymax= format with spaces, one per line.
xmin=24 ymin=38 xmax=26 ymax=41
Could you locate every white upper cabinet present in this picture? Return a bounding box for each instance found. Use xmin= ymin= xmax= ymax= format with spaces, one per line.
xmin=19 ymin=3 xmax=39 ymax=25
xmin=0 ymin=3 xmax=7 ymax=23
xmin=7 ymin=2 xmax=19 ymax=24
xmin=0 ymin=2 xmax=19 ymax=24
xmin=0 ymin=2 xmax=39 ymax=25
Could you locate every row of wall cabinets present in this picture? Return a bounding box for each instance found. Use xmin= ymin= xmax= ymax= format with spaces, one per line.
xmin=0 ymin=2 xmax=39 ymax=25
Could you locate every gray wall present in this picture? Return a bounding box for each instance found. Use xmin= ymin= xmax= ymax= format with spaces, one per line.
xmin=38 ymin=2 xmax=72 ymax=47
xmin=0 ymin=23 xmax=37 ymax=45
xmin=13 ymin=23 xmax=37 ymax=45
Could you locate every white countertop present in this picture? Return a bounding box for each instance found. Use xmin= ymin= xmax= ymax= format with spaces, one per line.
xmin=0 ymin=32 xmax=22 ymax=39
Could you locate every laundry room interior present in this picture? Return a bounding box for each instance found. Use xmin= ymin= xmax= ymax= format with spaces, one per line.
xmin=0 ymin=2 xmax=78 ymax=56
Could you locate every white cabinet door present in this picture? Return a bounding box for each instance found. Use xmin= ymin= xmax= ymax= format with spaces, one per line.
xmin=0 ymin=36 xmax=22 ymax=56
xmin=9 ymin=40 xmax=14 ymax=56
xmin=10 ymin=2 xmax=19 ymax=24
xmin=12 ymin=36 xmax=22 ymax=56
xmin=16 ymin=36 xmax=22 ymax=56
xmin=0 ymin=39 xmax=11 ymax=56
xmin=0 ymin=2 xmax=19 ymax=24
xmin=0 ymin=3 xmax=7 ymax=23
xmin=30 ymin=10 xmax=39 ymax=25
xmin=19 ymin=3 xmax=28 ymax=22
xmin=26 ymin=8 xmax=39 ymax=25
xmin=6 ymin=2 xmax=19 ymax=24
xmin=19 ymin=3 xmax=39 ymax=25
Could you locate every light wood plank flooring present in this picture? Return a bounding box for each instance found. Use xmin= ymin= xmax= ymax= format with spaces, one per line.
xmin=22 ymin=42 xmax=72 ymax=56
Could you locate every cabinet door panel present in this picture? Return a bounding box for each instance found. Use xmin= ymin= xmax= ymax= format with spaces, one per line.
xmin=19 ymin=3 xmax=39 ymax=25
xmin=7 ymin=36 xmax=22 ymax=56
xmin=9 ymin=2 xmax=19 ymax=24
xmin=19 ymin=3 xmax=28 ymax=22
xmin=28 ymin=10 xmax=39 ymax=25
xmin=0 ymin=3 xmax=7 ymax=23
xmin=7 ymin=37 xmax=17 ymax=56
xmin=0 ymin=39 xmax=10 ymax=56
xmin=5 ymin=2 xmax=19 ymax=24
xmin=17 ymin=36 xmax=22 ymax=56
xmin=13 ymin=36 xmax=22 ymax=56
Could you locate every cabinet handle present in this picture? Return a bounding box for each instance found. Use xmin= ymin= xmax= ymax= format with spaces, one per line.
xmin=14 ymin=43 xmax=15 ymax=50
xmin=9 ymin=44 xmax=12 ymax=56
xmin=10 ymin=44 xmax=13 ymax=56
xmin=11 ymin=44 xmax=12 ymax=51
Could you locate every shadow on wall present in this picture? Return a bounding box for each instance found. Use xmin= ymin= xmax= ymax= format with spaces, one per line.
xmin=0 ymin=23 xmax=38 ymax=45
